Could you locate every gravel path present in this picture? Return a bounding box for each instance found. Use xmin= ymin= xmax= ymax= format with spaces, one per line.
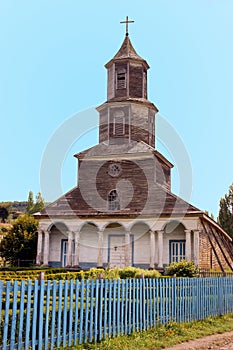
xmin=163 ymin=331 xmax=233 ymax=349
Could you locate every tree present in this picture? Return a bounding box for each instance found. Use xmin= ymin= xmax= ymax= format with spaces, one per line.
xmin=0 ymin=202 xmax=11 ymax=223
xmin=33 ymin=192 xmax=45 ymax=213
xmin=26 ymin=191 xmax=34 ymax=215
xmin=204 ymin=210 xmax=214 ymax=220
xmin=26 ymin=191 xmax=45 ymax=214
xmin=0 ymin=207 xmax=9 ymax=223
xmin=218 ymin=184 xmax=233 ymax=239
xmin=0 ymin=214 xmax=38 ymax=266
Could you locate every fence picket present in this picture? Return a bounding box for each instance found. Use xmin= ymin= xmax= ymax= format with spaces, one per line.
xmin=94 ymin=279 xmax=99 ymax=342
xmin=79 ymin=280 xmax=85 ymax=344
xmin=3 ymin=281 xmax=11 ymax=349
xmin=84 ymin=280 xmax=89 ymax=343
xmin=135 ymin=279 xmax=139 ymax=331
xmin=62 ymin=280 xmax=68 ymax=346
xmin=117 ymin=279 xmax=121 ymax=336
xmin=38 ymin=280 xmax=44 ymax=350
xmin=56 ymin=280 xmax=63 ymax=348
xmin=25 ymin=281 xmax=32 ymax=350
xmin=112 ymin=279 xmax=116 ymax=337
xmin=50 ymin=280 xmax=57 ymax=350
xmin=0 ymin=281 xmax=3 ymax=331
xmin=98 ymin=279 xmax=104 ymax=341
xmin=103 ymin=279 xmax=108 ymax=340
xmin=44 ymin=280 xmax=51 ymax=350
xmin=125 ymin=279 xmax=128 ymax=334
xmin=68 ymin=280 xmax=74 ymax=347
xmin=31 ymin=281 xmax=38 ymax=350
xmin=121 ymin=280 xmax=124 ymax=334
xmin=73 ymin=280 xmax=80 ymax=345
xmin=128 ymin=279 xmax=132 ymax=334
xmin=10 ymin=281 xmax=18 ymax=350
xmin=89 ymin=280 xmax=94 ymax=342
xmin=108 ymin=279 xmax=112 ymax=338
xmin=17 ymin=281 xmax=25 ymax=350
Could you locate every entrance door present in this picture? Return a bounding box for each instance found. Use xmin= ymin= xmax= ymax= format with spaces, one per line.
xmin=109 ymin=235 xmax=133 ymax=268
xmin=61 ymin=239 xmax=75 ymax=267
xmin=61 ymin=240 xmax=68 ymax=267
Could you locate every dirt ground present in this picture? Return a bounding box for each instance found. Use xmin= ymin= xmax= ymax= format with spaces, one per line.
xmin=164 ymin=331 xmax=233 ymax=349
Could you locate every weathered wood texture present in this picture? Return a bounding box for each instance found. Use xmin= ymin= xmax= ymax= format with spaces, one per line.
xmin=99 ymin=103 xmax=156 ymax=147
xmin=129 ymin=63 xmax=143 ymax=98
xmin=107 ymin=64 xmax=114 ymax=100
xmin=40 ymin=153 xmax=196 ymax=218
xmin=199 ymin=221 xmax=233 ymax=271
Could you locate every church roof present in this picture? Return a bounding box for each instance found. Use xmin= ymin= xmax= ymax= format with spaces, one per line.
xmin=105 ymin=35 xmax=149 ymax=69
xmin=36 ymin=183 xmax=201 ymax=218
xmin=74 ymin=140 xmax=163 ymax=158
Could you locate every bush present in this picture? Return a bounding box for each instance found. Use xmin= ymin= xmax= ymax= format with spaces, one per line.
xmin=118 ymin=267 xmax=143 ymax=279
xmin=138 ymin=269 xmax=161 ymax=278
xmin=165 ymin=260 xmax=199 ymax=277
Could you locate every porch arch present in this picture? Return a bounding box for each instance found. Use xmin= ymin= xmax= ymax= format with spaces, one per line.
xmin=163 ymin=221 xmax=189 ymax=264
xmin=48 ymin=222 xmax=69 ymax=267
xmin=79 ymin=222 xmax=99 ymax=270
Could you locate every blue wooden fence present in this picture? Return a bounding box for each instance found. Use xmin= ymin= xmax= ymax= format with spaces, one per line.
xmin=1 ymin=277 xmax=233 ymax=350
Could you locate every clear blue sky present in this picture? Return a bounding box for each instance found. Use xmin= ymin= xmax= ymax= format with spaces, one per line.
xmin=0 ymin=1 xmax=233 ymax=218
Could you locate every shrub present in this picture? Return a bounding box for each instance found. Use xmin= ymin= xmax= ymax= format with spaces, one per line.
xmin=104 ymin=268 xmax=120 ymax=280
xmin=118 ymin=267 xmax=142 ymax=279
xmin=165 ymin=260 xmax=199 ymax=277
xmin=138 ymin=269 xmax=161 ymax=278
xmin=84 ymin=268 xmax=105 ymax=279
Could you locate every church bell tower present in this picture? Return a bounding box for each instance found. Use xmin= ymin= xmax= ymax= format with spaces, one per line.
xmin=97 ymin=17 xmax=158 ymax=148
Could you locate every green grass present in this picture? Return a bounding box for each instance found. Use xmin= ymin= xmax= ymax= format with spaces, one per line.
xmin=60 ymin=314 xmax=233 ymax=350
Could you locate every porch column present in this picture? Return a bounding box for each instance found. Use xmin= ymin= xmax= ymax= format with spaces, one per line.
xmin=66 ymin=231 xmax=73 ymax=267
xmin=73 ymin=231 xmax=80 ymax=268
xmin=157 ymin=230 xmax=164 ymax=269
xmin=185 ymin=229 xmax=192 ymax=262
xmin=193 ymin=229 xmax=200 ymax=266
xmin=125 ymin=231 xmax=131 ymax=266
xmin=149 ymin=230 xmax=155 ymax=269
xmin=43 ymin=230 xmax=49 ymax=266
xmin=97 ymin=230 xmax=104 ymax=268
xmin=36 ymin=230 xmax=43 ymax=265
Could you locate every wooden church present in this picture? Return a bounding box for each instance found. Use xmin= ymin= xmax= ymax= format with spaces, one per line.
xmin=35 ymin=19 xmax=233 ymax=273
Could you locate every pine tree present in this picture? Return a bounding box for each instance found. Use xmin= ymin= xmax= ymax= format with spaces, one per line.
xmin=26 ymin=191 xmax=34 ymax=215
xmin=218 ymin=184 xmax=233 ymax=239
xmin=33 ymin=192 xmax=45 ymax=213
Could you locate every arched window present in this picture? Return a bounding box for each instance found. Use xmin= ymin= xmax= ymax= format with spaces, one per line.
xmin=108 ymin=190 xmax=120 ymax=211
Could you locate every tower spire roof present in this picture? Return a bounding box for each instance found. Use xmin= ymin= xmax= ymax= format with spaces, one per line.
xmin=105 ymin=34 xmax=149 ymax=69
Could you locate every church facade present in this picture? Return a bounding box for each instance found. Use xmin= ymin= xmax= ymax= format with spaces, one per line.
xmin=35 ymin=27 xmax=233 ymax=273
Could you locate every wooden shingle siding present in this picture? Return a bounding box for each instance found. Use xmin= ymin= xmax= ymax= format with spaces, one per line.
xmin=99 ymin=108 xmax=108 ymax=143
xmin=129 ymin=63 xmax=143 ymax=98
xmin=199 ymin=221 xmax=233 ymax=271
xmin=107 ymin=64 xmax=115 ymax=100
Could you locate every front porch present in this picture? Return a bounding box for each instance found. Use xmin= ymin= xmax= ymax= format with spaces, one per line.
xmin=36 ymin=218 xmax=199 ymax=270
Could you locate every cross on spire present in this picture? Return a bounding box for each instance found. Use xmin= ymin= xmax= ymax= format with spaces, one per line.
xmin=120 ymin=16 xmax=134 ymax=36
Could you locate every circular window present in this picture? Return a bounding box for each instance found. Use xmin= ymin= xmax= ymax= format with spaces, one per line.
xmin=108 ymin=163 xmax=121 ymax=177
